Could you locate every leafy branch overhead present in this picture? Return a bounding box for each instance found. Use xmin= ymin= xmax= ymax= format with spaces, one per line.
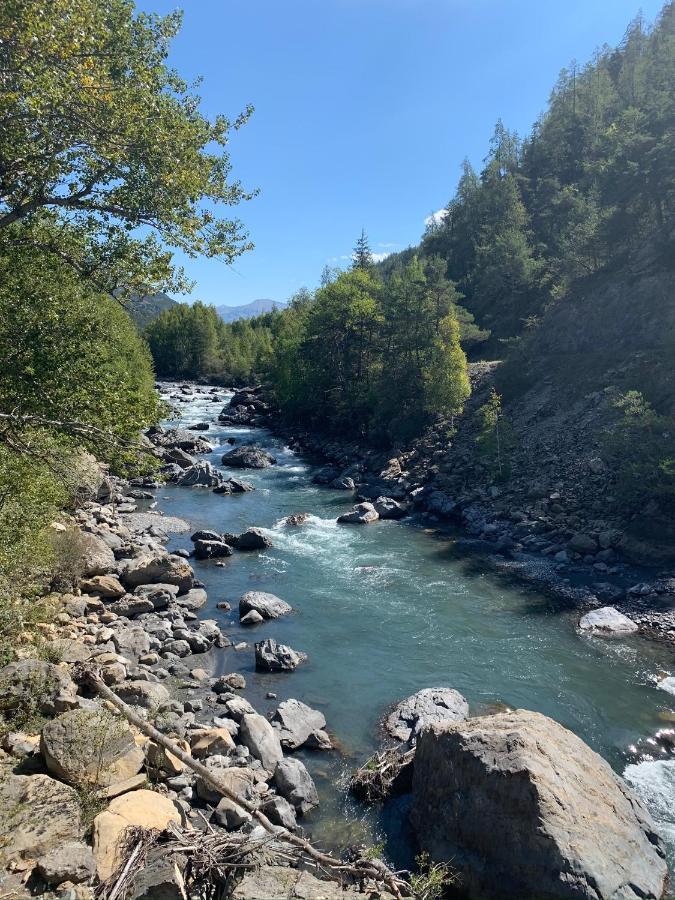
xmin=0 ymin=0 xmax=256 ymax=295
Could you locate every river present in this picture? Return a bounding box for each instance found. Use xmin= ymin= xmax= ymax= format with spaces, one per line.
xmin=155 ymin=384 xmax=675 ymax=880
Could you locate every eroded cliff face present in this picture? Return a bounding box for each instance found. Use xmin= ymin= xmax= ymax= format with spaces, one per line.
xmin=410 ymin=710 xmax=669 ymax=900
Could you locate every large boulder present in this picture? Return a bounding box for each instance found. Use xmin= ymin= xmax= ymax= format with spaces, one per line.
xmin=0 ymin=774 xmax=83 ymax=864
xmin=121 ymin=554 xmax=194 ymax=592
xmin=176 ymin=461 xmax=224 ymax=487
xmin=410 ymin=710 xmax=669 ymax=900
xmin=36 ymin=841 xmax=96 ymax=885
xmin=221 ymin=444 xmax=276 ymax=469
xmin=194 ymin=538 xmax=233 ymax=559
xmin=0 ymin=659 xmax=77 ymax=717
xmin=337 ymin=502 xmax=379 ymax=525
xmin=271 ymin=698 xmax=327 ymax=750
xmin=41 ymin=709 xmax=145 ymax=787
xmin=385 ymin=687 xmax=469 ymax=743
xmin=239 ymin=713 xmax=283 ymax=772
xmin=239 ymin=591 xmax=292 ymax=621
xmin=80 ymin=574 xmax=126 ymax=598
xmin=579 ymin=606 xmax=638 ymax=635
xmin=274 ymin=757 xmax=319 ymax=815
xmin=93 ymin=790 xmax=182 ymax=880
xmin=115 ymin=680 xmax=171 ymax=711
xmin=235 ymin=528 xmax=272 ymax=551
xmin=195 ymin=761 xmax=255 ymax=805
xmin=374 ymin=496 xmax=407 ymax=520
xmin=255 ymin=638 xmax=308 ymax=672
xmin=76 ymin=531 xmax=117 ymax=577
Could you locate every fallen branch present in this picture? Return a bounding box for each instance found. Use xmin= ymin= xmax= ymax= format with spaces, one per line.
xmin=349 ymin=746 xmax=415 ymax=803
xmin=83 ymin=669 xmax=410 ymax=898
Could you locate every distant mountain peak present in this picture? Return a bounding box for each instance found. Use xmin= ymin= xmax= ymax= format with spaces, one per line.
xmin=216 ymin=298 xmax=286 ymax=323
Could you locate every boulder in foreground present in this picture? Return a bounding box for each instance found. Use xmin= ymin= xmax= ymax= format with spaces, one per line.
xmin=410 ymin=709 xmax=668 ymax=900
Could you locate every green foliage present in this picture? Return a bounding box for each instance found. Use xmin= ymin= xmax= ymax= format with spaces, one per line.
xmin=0 ymin=0 xmax=254 ymax=665
xmin=604 ymin=391 xmax=675 ymax=511
xmin=0 ymin=0 xmax=254 ymax=291
xmin=420 ymin=4 xmax=675 ymax=341
xmin=475 ymin=389 xmax=516 ymax=481
xmin=353 ymin=229 xmax=374 ymax=270
xmin=409 ymin=852 xmax=459 ymax=900
xmin=145 ymin=301 xmax=275 ymax=382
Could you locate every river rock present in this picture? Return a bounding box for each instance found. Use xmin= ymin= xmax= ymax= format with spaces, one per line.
xmin=262 ymin=795 xmax=297 ymax=829
xmin=374 ymin=496 xmax=407 ymax=519
xmin=195 ymin=760 xmax=254 ymax=805
xmin=231 ymin=866 xmax=380 ymax=899
xmin=121 ymin=554 xmax=194 ymax=592
xmin=337 ymin=502 xmax=379 ymax=524
xmin=235 ymin=528 xmax=272 ymax=551
xmin=274 ymin=757 xmax=319 ymax=814
xmin=108 ymin=595 xmax=154 ymax=618
xmin=153 ymin=428 xmax=211 ymax=453
xmin=77 ymin=531 xmax=117 ymax=577
xmin=329 ymin=475 xmax=355 ymax=490
xmin=0 ymin=659 xmax=77 ymax=717
xmin=93 ymin=790 xmax=182 ymax=880
xmin=385 ymin=687 xmax=469 ymax=742
xmin=221 ymin=444 xmax=276 ymax=468
xmin=579 ymin=606 xmax=639 ymax=634
xmin=164 ymin=447 xmax=196 ymax=468
xmin=239 ymin=591 xmax=292 ymax=620
xmin=176 ymin=461 xmax=223 ymax=487
xmin=115 ymin=680 xmax=171 ymax=711
xmin=41 ymin=709 xmax=145 ymax=786
xmin=176 ymin=587 xmax=208 ymax=611
xmin=410 ymin=710 xmax=668 ymax=900
xmin=255 ymin=638 xmax=308 ymax=672
xmin=213 ymin=797 xmax=252 ymax=830
xmin=194 ymin=538 xmax=233 ymax=559
xmin=271 ymin=698 xmax=327 ymax=750
xmin=112 ymin=625 xmax=151 ymax=661
xmin=36 ymin=841 xmax=96 ymax=885
xmin=0 ymin=774 xmax=83 ymax=864
xmin=568 ymin=533 xmax=599 ymax=555
xmin=190 ymin=529 xmax=221 ymax=543
xmin=190 ymin=727 xmax=235 ymax=758
xmin=241 ymin=610 xmax=264 ymax=625
xmin=239 ymin=713 xmax=284 ymax=772
xmin=80 ymin=574 xmax=126 ymax=598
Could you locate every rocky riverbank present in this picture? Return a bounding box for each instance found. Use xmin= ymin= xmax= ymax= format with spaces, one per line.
xmin=1 ymin=380 xmax=673 ymax=900
xmin=216 ymin=380 xmax=675 ymax=647
xmin=0 ymin=397 xmax=388 ymax=899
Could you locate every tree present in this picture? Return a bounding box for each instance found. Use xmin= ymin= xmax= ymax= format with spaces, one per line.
xmin=0 ymin=0 xmax=255 ymax=297
xmin=352 ymin=229 xmax=374 ymax=269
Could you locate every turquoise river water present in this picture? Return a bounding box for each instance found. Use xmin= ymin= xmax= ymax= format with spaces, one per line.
xmin=155 ymin=386 xmax=675 ymax=880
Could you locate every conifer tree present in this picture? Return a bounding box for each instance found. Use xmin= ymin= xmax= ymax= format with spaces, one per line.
xmin=352 ymin=229 xmax=374 ymax=269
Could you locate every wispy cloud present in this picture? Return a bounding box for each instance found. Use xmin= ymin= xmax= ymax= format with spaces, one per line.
xmin=372 ymin=251 xmax=392 ymax=262
xmin=424 ymin=208 xmax=448 ymax=227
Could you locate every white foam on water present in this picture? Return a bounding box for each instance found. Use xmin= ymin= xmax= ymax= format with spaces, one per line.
xmin=624 ymin=759 xmax=675 ymax=844
xmin=657 ymin=676 xmax=675 ymax=697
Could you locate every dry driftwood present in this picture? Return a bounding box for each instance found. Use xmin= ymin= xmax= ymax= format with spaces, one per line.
xmin=83 ymin=669 xmax=410 ymax=899
xmin=349 ymin=747 xmax=415 ymax=803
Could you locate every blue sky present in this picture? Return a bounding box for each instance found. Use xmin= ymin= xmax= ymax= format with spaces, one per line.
xmin=137 ymin=0 xmax=665 ymax=308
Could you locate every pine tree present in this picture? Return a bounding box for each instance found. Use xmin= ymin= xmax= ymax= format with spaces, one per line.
xmin=352 ymin=229 xmax=373 ymax=269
